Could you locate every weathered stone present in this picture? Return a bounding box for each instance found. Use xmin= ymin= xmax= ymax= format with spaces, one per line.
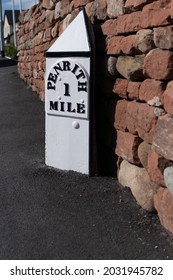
xmin=117 ymin=11 xmax=142 ymax=34
xmin=121 ymin=35 xmax=139 ymax=55
xmin=141 ymin=9 xmax=172 ymax=29
xmin=147 ymin=97 xmax=163 ymax=108
xmin=85 ymin=2 xmax=96 ymax=23
xmin=127 ymin=81 xmax=141 ymax=100
xmin=54 ymin=2 xmax=61 ymax=19
xmin=115 ymin=131 xmax=141 ymax=164
xmin=153 ymin=114 xmax=173 ymax=161
xmin=114 ymin=100 xmax=128 ymax=131
xmin=116 ymin=55 xmax=144 ymax=81
xmin=143 ymin=49 xmax=173 ymax=80
xmin=124 ymin=0 xmax=152 ymax=11
xmin=73 ymin=0 xmax=92 ymax=9
xmin=101 ymin=56 xmax=119 ymax=79
xmin=164 ymin=167 xmax=173 ymax=195
xmin=107 ymin=0 xmax=125 ymax=18
xmin=118 ymin=160 xmax=159 ymax=211
xmin=139 ymin=79 xmax=165 ymax=102
xmin=62 ymin=14 xmax=72 ymax=32
xmin=101 ymin=19 xmax=117 ymax=36
xmin=138 ymin=141 xmax=151 ymax=168
xmin=107 ymin=35 xmax=138 ymax=55
xmin=113 ymin=78 xmax=128 ymax=98
xmin=135 ymin=29 xmax=155 ymax=53
xmin=143 ymin=0 xmax=172 ymax=11
xmin=153 ymin=107 xmax=165 ymax=117
xmin=154 ymin=26 xmax=173 ymax=50
xmin=106 ymin=36 xmax=124 ymax=55
xmin=163 ymin=81 xmax=173 ymax=115
xmin=126 ymin=101 xmax=157 ymax=143
xmin=42 ymin=0 xmax=55 ymax=10
xmin=51 ymin=22 xmax=59 ymax=38
xmin=147 ymin=149 xmax=166 ymax=186
xmin=154 ymin=187 xmax=173 ymax=234
xmin=95 ymin=0 xmax=107 ymax=20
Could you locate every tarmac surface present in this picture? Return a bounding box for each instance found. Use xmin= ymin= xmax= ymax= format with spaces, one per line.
xmin=0 ymin=57 xmax=173 ymax=260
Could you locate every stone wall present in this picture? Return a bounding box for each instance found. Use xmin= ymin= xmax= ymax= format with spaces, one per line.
xmin=17 ymin=0 xmax=173 ymax=233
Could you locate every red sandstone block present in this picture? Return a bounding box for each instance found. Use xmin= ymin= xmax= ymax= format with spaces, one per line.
xmin=73 ymin=0 xmax=92 ymax=8
xmin=139 ymin=79 xmax=165 ymax=102
xmin=116 ymin=11 xmax=142 ymax=34
xmin=114 ymin=100 xmax=129 ymax=132
xmin=107 ymin=34 xmax=138 ymax=55
xmin=101 ymin=19 xmax=117 ymax=36
xmin=121 ymin=35 xmax=139 ymax=55
xmin=163 ymin=81 xmax=173 ymax=115
xmin=147 ymin=149 xmax=165 ymax=186
xmin=143 ymin=49 xmax=173 ymax=80
xmin=126 ymin=101 xmax=157 ymax=143
xmin=153 ymin=114 xmax=173 ymax=161
xmin=42 ymin=0 xmax=55 ymax=10
xmin=141 ymin=9 xmax=172 ymax=29
xmin=113 ymin=78 xmax=129 ymax=98
xmin=143 ymin=0 xmax=172 ymax=11
xmin=60 ymin=0 xmax=72 ymax=18
xmin=117 ymin=8 xmax=171 ymax=34
xmin=127 ymin=81 xmax=141 ymax=100
xmin=154 ymin=187 xmax=173 ymax=234
xmin=106 ymin=36 xmax=124 ymax=55
xmin=125 ymin=0 xmax=152 ymax=11
xmin=115 ymin=131 xmax=141 ymax=164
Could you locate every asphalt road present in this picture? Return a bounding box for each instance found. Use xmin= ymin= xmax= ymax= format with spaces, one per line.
xmin=0 ymin=57 xmax=173 ymax=260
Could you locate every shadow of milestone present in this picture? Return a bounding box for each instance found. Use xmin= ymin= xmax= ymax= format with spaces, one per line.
xmin=0 ymin=58 xmax=17 ymax=68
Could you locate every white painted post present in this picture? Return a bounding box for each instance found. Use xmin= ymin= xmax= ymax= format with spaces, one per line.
xmin=45 ymin=9 xmax=95 ymax=175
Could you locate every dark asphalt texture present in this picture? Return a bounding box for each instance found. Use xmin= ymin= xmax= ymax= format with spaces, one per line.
xmin=0 ymin=57 xmax=173 ymax=260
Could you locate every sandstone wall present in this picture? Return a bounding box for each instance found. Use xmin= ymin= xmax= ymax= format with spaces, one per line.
xmin=17 ymin=0 xmax=173 ymax=233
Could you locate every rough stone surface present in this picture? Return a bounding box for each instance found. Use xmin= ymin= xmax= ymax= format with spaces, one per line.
xmin=147 ymin=149 xmax=167 ymax=186
xmin=116 ymin=55 xmax=144 ymax=81
xmin=143 ymin=49 xmax=173 ymax=80
xmin=164 ymin=167 xmax=173 ymax=195
xmin=147 ymin=97 xmax=163 ymax=108
xmin=113 ymin=78 xmax=128 ymax=98
xmin=114 ymin=100 xmax=128 ymax=131
xmin=107 ymin=0 xmax=125 ymax=18
xmin=154 ymin=187 xmax=173 ymax=234
xmin=101 ymin=19 xmax=117 ymax=36
xmin=95 ymin=0 xmax=107 ymax=20
xmin=126 ymin=101 xmax=157 ymax=143
xmin=153 ymin=114 xmax=173 ymax=161
xmin=107 ymin=36 xmax=124 ymax=55
xmin=138 ymin=141 xmax=151 ymax=168
xmin=116 ymin=11 xmax=142 ymax=34
xmin=42 ymin=0 xmax=55 ymax=10
xmin=154 ymin=26 xmax=173 ymax=50
xmin=135 ymin=29 xmax=155 ymax=54
xmin=115 ymin=131 xmax=141 ymax=164
xmin=118 ymin=160 xmax=159 ymax=212
xmin=127 ymin=81 xmax=141 ymax=100
xmin=139 ymin=79 xmax=165 ymax=102
xmin=101 ymin=56 xmax=119 ymax=79
xmin=124 ymin=0 xmax=152 ymax=11
xmin=54 ymin=2 xmax=61 ymax=19
xmin=163 ymin=81 xmax=173 ymax=115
